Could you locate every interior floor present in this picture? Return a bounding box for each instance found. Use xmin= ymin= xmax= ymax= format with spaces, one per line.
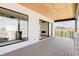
xmin=2 ymin=37 xmax=74 ymax=56
xmin=39 ymin=35 xmax=49 ymax=40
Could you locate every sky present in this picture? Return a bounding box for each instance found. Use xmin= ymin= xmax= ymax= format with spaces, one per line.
xmin=54 ymin=20 xmax=75 ymax=29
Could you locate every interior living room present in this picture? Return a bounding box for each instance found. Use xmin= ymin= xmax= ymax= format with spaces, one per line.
xmin=0 ymin=3 xmax=79 ymax=56
xmin=39 ymin=19 xmax=52 ymax=40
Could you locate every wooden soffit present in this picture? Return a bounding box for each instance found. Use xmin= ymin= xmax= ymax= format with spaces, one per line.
xmin=19 ymin=3 xmax=77 ymax=21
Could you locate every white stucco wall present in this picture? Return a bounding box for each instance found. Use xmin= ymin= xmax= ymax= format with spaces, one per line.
xmin=0 ymin=3 xmax=53 ymax=55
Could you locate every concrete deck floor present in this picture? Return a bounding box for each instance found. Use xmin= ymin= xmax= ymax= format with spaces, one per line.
xmin=2 ymin=37 xmax=74 ymax=56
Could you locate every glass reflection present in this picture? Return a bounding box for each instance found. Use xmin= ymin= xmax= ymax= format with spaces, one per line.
xmin=0 ymin=16 xmax=28 ymax=46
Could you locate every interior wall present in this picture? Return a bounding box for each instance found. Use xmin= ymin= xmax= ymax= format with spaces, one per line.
xmin=0 ymin=3 xmax=53 ymax=55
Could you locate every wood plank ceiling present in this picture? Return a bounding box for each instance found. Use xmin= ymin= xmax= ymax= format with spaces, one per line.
xmin=19 ymin=3 xmax=77 ymax=21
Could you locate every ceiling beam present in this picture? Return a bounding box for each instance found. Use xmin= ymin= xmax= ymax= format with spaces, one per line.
xmin=54 ymin=18 xmax=75 ymax=22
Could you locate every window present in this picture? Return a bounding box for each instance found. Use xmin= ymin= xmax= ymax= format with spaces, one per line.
xmin=0 ymin=7 xmax=28 ymax=47
xmin=54 ymin=20 xmax=75 ymax=39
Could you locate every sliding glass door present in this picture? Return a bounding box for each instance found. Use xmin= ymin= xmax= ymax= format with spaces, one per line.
xmin=39 ymin=19 xmax=53 ymax=40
